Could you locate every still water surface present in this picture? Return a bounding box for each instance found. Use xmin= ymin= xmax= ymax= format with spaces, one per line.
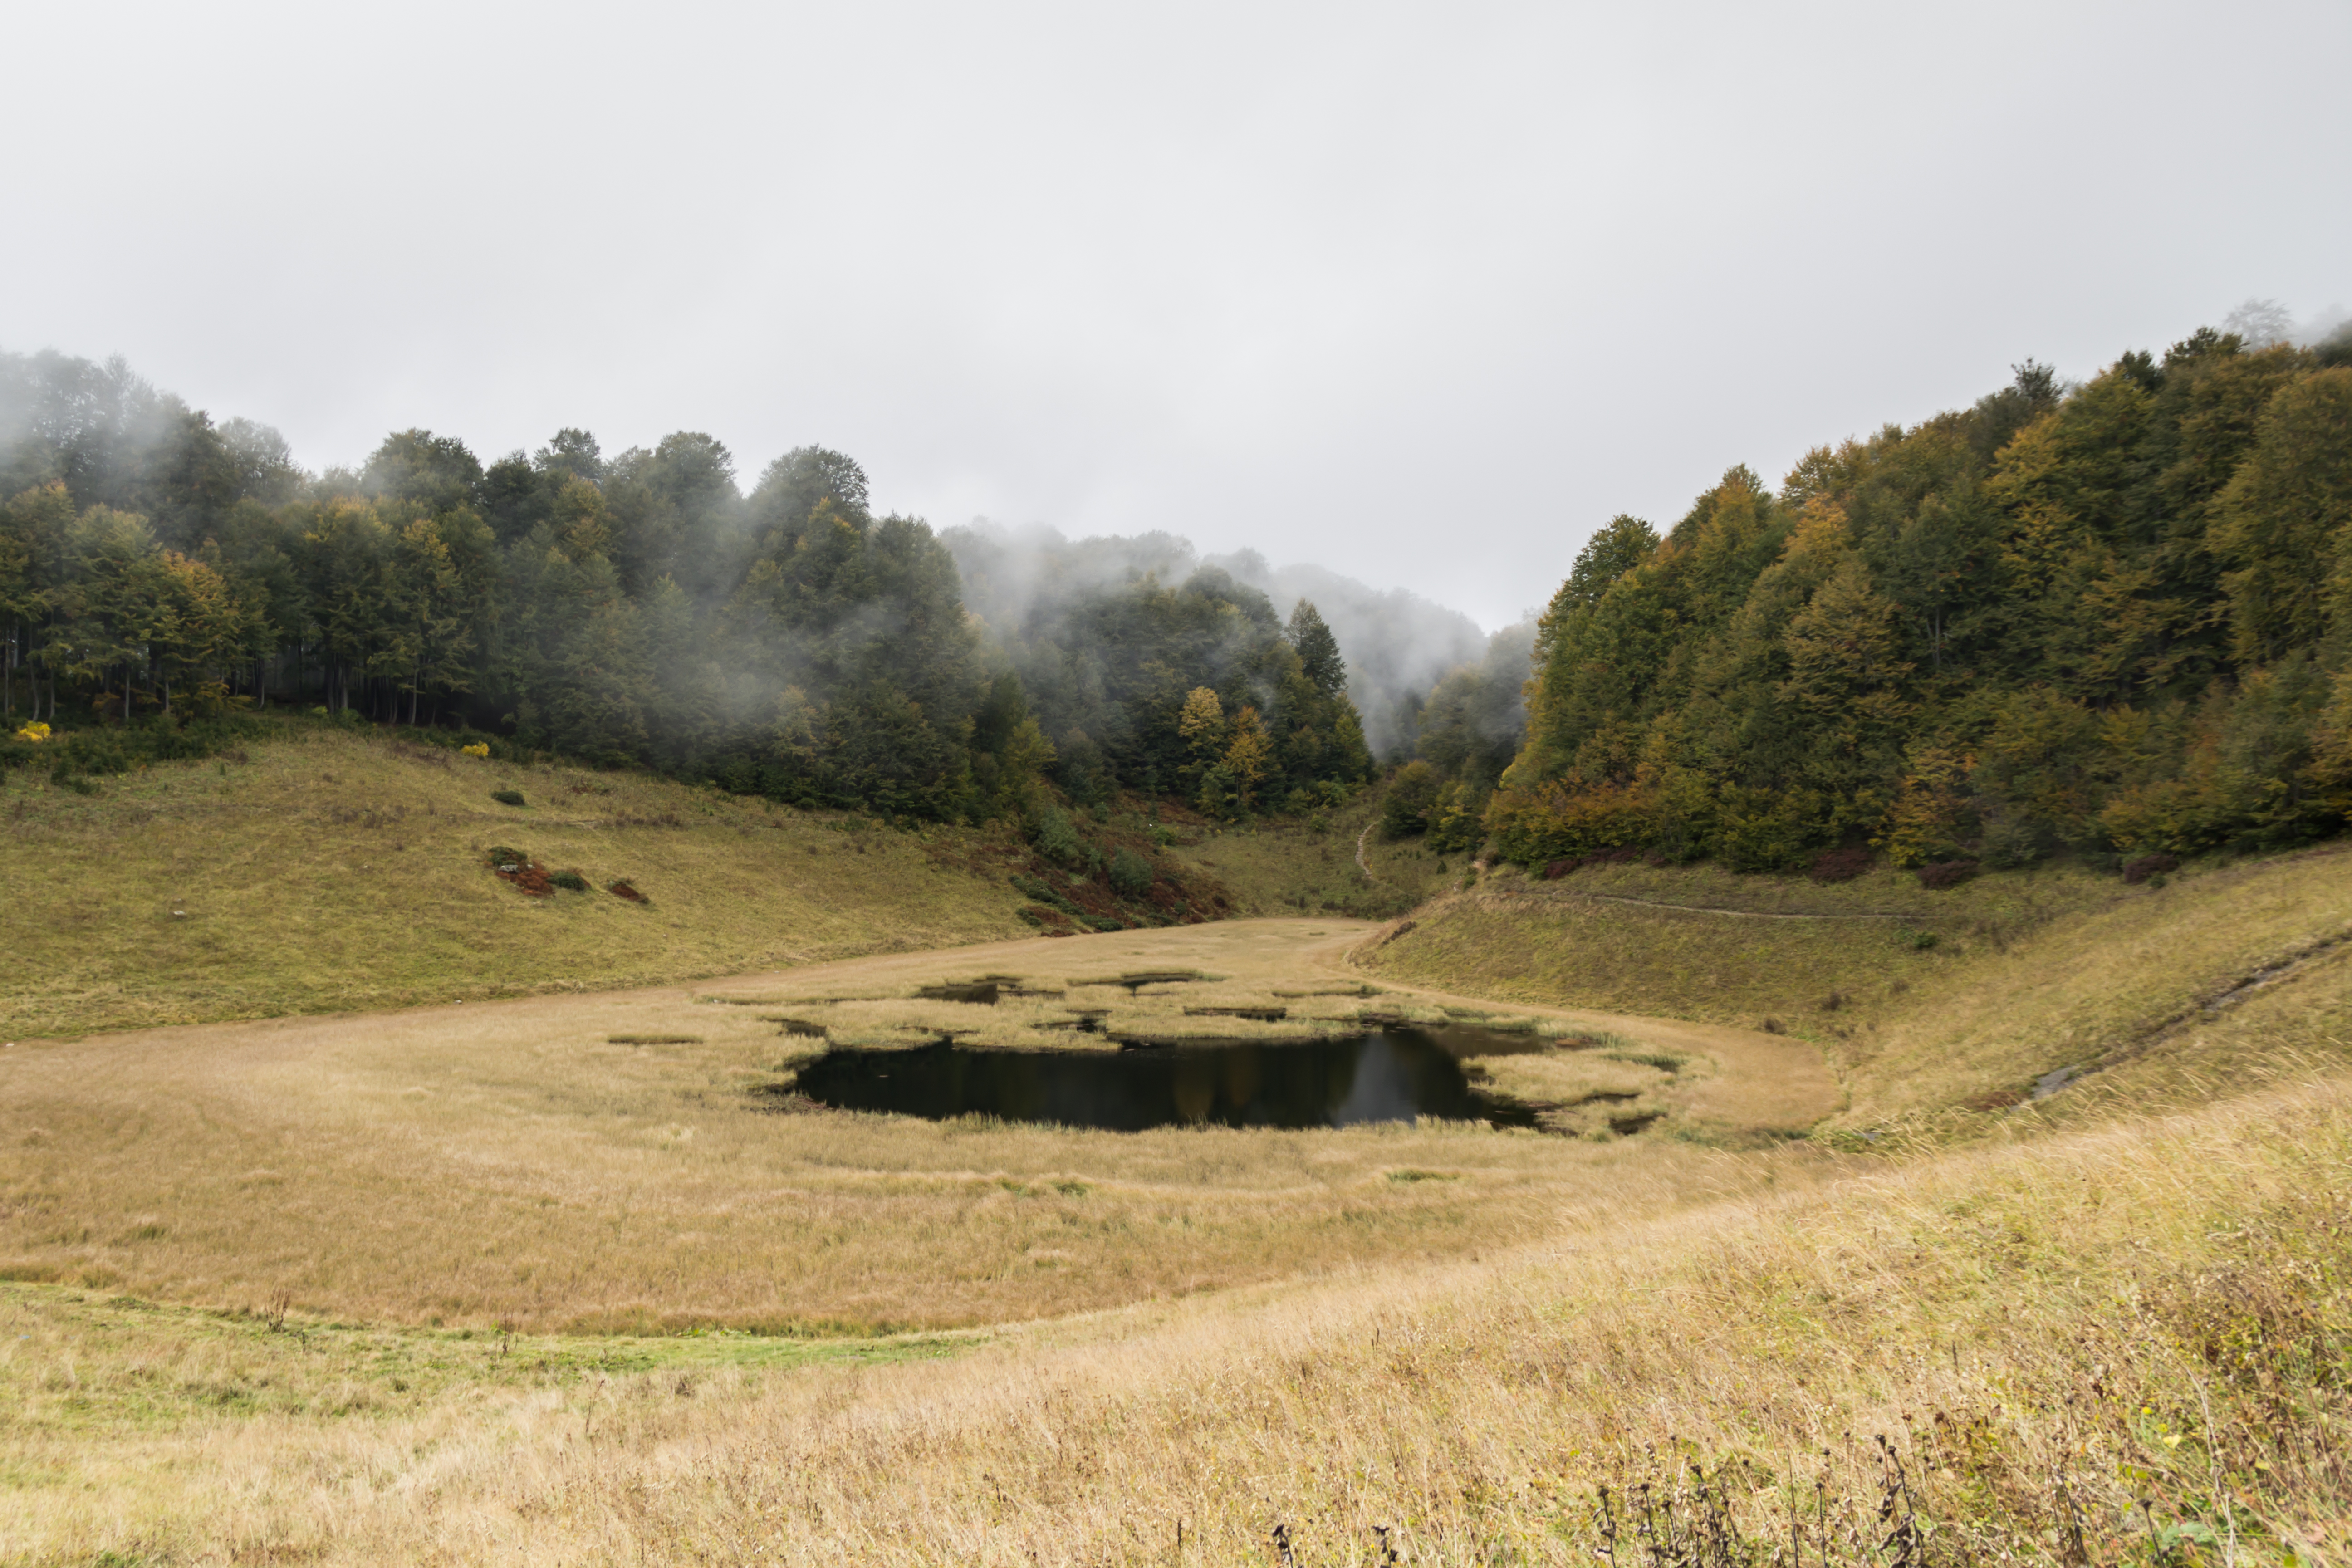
xmin=792 ymin=1028 xmax=1540 ymax=1132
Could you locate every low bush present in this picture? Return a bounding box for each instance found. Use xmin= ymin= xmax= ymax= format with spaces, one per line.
xmin=0 ymin=713 xmax=264 ymax=784
xmin=1031 ymin=805 xmax=1088 ymax=866
xmin=2121 ymin=851 xmax=2180 ymax=885
xmin=1012 ymin=874 xmax=1084 ymax=919
xmin=1916 ymin=858 xmax=1980 ymax=889
xmin=1107 ymin=847 xmax=1154 ymax=897
xmin=549 ymin=870 xmax=590 ymax=892
xmin=491 ymin=789 xmax=527 ymax=807
xmin=1540 ymin=844 xmax=1646 ymax=880
xmin=1806 ymin=845 xmax=1872 ymax=883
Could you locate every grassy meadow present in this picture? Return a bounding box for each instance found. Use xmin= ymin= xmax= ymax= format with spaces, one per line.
xmin=10 ymin=1072 xmax=2350 ymax=1563
xmin=3 ymin=735 xmax=2351 ymax=1564
xmin=0 ymin=724 xmax=1050 ymax=1039
xmin=0 ymin=920 xmax=1828 ymax=1339
xmin=1364 ymin=846 xmax=2352 ymax=1132
xmin=1161 ymin=795 xmax=1460 ymax=919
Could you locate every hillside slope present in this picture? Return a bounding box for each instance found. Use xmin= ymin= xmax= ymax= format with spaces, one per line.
xmin=1358 ymin=848 xmax=2352 ymax=1134
xmin=0 ymin=728 xmax=1052 ymax=1039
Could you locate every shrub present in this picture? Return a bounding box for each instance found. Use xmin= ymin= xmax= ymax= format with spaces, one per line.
xmin=1107 ymin=847 xmax=1154 ymax=897
xmin=1379 ymin=760 xmax=1445 ymax=838
xmin=549 ymin=870 xmax=589 ymax=892
xmin=1807 ymin=846 xmax=1872 ymax=883
xmin=1906 ymin=930 xmax=1940 ymax=950
xmin=1716 ymin=785 xmax=1829 ymax=873
xmin=1031 ymin=806 xmax=1085 ymax=866
xmin=1916 ymin=859 xmax=1979 ymax=889
xmin=460 ymin=742 xmax=490 ymax=759
xmin=1978 ymin=816 xmax=2054 ymax=870
xmin=1011 ymin=874 xmax=1085 ymax=919
xmin=491 ymin=789 xmax=526 ymax=807
xmin=2121 ymin=852 xmax=2180 ymax=886
xmin=1542 ymin=845 xmax=1644 ymax=879
xmin=3 ymin=714 xmax=261 ymax=784
xmin=1484 ymin=777 xmax=1653 ymax=863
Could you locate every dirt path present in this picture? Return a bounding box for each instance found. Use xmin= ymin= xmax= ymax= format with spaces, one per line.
xmin=1519 ymin=887 xmax=1934 ymax=921
xmin=1355 ymin=822 xmax=1377 ymax=881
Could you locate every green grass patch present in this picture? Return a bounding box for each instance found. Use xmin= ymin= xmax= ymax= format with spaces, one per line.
xmin=0 ymin=725 xmax=1045 ymax=1038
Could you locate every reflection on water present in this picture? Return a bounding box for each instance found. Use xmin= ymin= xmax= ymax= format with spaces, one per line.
xmin=790 ymin=1029 xmax=1539 ymax=1132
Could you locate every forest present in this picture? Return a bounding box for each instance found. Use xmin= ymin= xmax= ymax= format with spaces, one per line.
xmin=1387 ymin=324 xmax=2352 ymax=872
xmin=0 ymin=353 xmax=1374 ymax=824
xmin=10 ymin=318 xmax=2351 ymax=873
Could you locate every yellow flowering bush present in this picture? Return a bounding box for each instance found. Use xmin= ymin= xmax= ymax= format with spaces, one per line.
xmin=461 ymin=742 xmax=491 ymax=759
xmin=14 ymin=721 xmax=51 ymax=743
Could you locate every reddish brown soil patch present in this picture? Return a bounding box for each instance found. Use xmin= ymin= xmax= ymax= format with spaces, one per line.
xmin=486 ymin=848 xmax=554 ymax=897
xmin=608 ymin=880 xmax=647 ymax=902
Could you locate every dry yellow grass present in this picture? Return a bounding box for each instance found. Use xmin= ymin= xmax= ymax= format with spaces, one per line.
xmin=1366 ymin=844 xmax=2352 ymax=1133
xmin=9 ymin=1067 xmax=2347 ymax=1564
xmin=0 ymin=921 xmax=1832 ymax=1341
xmin=8 ymin=745 xmax=2347 ymax=1563
xmin=0 ymin=725 xmax=1039 ymax=1039
xmin=1460 ymin=1048 xmax=1678 ymax=1136
xmin=1162 ymin=799 xmax=1459 ymax=918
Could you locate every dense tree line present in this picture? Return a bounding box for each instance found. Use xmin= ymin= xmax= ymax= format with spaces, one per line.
xmin=1378 ymin=621 xmax=1534 ymax=849
xmin=0 ymin=351 xmax=1371 ymax=822
xmin=1481 ymin=326 xmax=2352 ymax=872
xmin=948 ymin=526 xmax=1372 ymax=814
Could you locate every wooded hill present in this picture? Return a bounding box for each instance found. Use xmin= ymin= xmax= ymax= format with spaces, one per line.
xmin=0 ymin=354 xmax=1369 ymax=822
xmin=1390 ymin=327 xmax=2352 ymax=871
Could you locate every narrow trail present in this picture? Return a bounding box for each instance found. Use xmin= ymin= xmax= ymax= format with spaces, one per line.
xmin=1501 ymin=887 xmax=1938 ymax=921
xmin=1355 ymin=821 xmax=1377 ymax=881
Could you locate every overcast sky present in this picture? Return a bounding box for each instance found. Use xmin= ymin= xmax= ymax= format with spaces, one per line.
xmin=4 ymin=1 xmax=2345 ymax=628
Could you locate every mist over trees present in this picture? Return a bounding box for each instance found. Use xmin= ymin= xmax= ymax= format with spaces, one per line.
xmin=1477 ymin=323 xmax=2352 ymax=871
xmin=1379 ymin=619 xmax=1537 ymax=850
xmin=12 ymin=311 xmax=2347 ymax=867
xmin=0 ymin=351 xmax=1372 ymax=823
xmin=943 ymin=524 xmax=1484 ymax=761
xmin=943 ymin=525 xmax=1371 ymax=812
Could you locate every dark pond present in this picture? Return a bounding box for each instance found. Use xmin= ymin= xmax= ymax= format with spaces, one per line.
xmin=789 ymin=1027 xmax=1542 ymax=1132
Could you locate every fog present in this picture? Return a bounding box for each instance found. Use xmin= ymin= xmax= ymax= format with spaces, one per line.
xmin=945 ymin=523 xmax=1487 ymax=756
xmin=1 ymin=0 xmax=2345 ymax=628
